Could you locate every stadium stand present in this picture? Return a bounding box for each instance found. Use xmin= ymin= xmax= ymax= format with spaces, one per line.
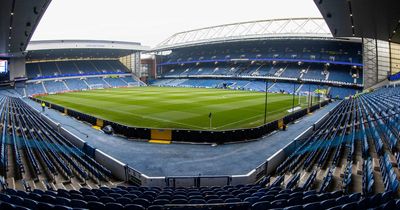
xmin=25 ymin=83 xmax=46 ymax=96
xmin=271 ymin=85 xmax=400 ymax=198
xmin=152 ymin=39 xmax=363 ymax=99
xmin=25 ymin=60 xmax=131 ymax=80
xmin=150 ymin=78 xmax=358 ymax=98
xmin=0 ymin=96 xmax=115 ymax=192
xmin=0 ymin=184 xmax=398 ymax=210
xmin=64 ymin=79 xmax=89 ymax=91
xmin=19 ymin=59 xmax=144 ymax=97
xmin=43 ymin=80 xmax=68 ymax=93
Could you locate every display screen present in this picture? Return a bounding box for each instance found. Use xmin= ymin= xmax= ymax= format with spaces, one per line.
xmin=0 ymin=60 xmax=8 ymax=74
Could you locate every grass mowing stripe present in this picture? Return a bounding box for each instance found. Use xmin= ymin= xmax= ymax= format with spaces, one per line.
xmin=38 ymin=87 xmax=306 ymax=130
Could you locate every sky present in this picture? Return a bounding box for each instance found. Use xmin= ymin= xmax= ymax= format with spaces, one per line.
xmin=32 ymin=0 xmax=322 ymax=47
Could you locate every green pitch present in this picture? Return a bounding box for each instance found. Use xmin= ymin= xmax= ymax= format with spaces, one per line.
xmin=37 ymin=87 xmax=310 ymax=130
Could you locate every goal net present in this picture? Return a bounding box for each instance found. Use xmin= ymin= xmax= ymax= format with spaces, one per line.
xmin=89 ymin=84 xmax=104 ymax=89
xmin=128 ymin=82 xmax=141 ymax=87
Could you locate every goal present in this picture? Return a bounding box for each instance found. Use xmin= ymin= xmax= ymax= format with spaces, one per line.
xmin=88 ymin=84 xmax=104 ymax=89
xmin=127 ymin=82 xmax=141 ymax=87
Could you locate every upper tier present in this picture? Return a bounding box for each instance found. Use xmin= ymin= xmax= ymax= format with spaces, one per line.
xmin=26 ymin=60 xmax=130 ymax=80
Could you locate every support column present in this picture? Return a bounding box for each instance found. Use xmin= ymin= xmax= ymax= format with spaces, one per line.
xmin=362 ymin=38 xmax=390 ymax=89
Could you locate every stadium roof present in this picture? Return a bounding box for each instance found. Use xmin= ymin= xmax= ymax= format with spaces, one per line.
xmin=26 ymin=40 xmax=150 ymax=61
xmin=0 ymin=0 xmax=51 ymax=58
xmin=315 ymin=0 xmax=400 ymax=43
xmin=152 ymin=18 xmax=343 ymax=51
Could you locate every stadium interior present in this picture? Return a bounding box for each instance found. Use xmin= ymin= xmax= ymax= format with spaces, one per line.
xmin=0 ymin=0 xmax=400 ymax=210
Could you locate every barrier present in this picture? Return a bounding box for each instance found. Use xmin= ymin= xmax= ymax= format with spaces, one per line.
xmin=94 ymin=149 xmax=127 ymax=181
xmin=165 ymin=176 xmax=232 ymax=188
xmin=126 ymin=166 xmax=143 ymax=186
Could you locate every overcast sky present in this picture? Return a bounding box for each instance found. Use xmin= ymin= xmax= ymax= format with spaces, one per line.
xmin=32 ymin=0 xmax=322 ymax=47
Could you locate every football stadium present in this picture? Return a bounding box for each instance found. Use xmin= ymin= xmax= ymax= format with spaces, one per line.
xmin=0 ymin=0 xmax=400 ymax=209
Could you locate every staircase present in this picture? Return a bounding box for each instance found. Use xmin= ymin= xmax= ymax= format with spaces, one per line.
xmin=41 ymin=82 xmax=48 ymax=93
xmin=83 ymin=79 xmax=91 ymax=89
xmin=63 ymin=81 xmax=70 ymax=91
xmin=275 ymin=64 xmax=288 ymax=77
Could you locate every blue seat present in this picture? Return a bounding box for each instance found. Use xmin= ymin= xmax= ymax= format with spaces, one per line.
xmin=5 ymin=189 xmax=18 ymax=196
xmin=171 ymin=199 xmax=188 ymax=204
xmin=225 ymin=198 xmax=241 ymax=203
xmin=205 ymin=195 xmax=219 ymax=200
xmin=259 ymin=194 xmax=274 ymax=202
xmin=124 ymin=204 xmax=145 ymax=210
xmin=379 ymin=200 xmax=396 ymax=210
xmin=244 ymin=196 xmax=259 ymax=204
xmin=284 ymin=205 xmax=303 ymax=210
xmin=0 ymin=193 xmax=11 ymax=202
xmin=147 ymin=205 xmax=163 ymax=210
xmin=124 ymin=194 xmax=139 ymax=200
xmin=105 ymin=202 xmax=124 ymax=210
xmin=53 ymin=205 xmax=72 ymax=210
xmin=0 ymin=202 xmax=16 ymax=210
xmin=207 ymin=198 xmax=224 ymax=204
xmin=132 ymin=198 xmax=150 ymax=208
xmin=381 ymin=191 xmax=394 ymax=204
xmin=9 ymin=195 xmax=24 ymax=205
xmin=287 ymin=196 xmax=303 ymax=206
xmin=320 ymin=198 xmax=336 ymax=209
xmin=303 ymin=201 xmax=321 ymax=210
xmin=55 ymin=197 xmax=70 ymax=206
xmin=69 ymin=199 xmax=87 ymax=208
xmin=22 ymin=198 xmax=38 ymax=209
xmin=16 ymin=191 xmax=29 ymax=198
xmin=356 ymin=198 xmax=367 ymax=209
xmin=83 ymin=195 xmax=99 ymax=202
xmin=99 ymin=196 xmax=115 ymax=203
xmin=35 ymin=202 xmax=55 ymax=210
xmin=109 ymin=193 xmax=122 ymax=198
xmin=153 ymin=199 xmax=170 ymax=205
xmin=171 ymin=195 xmax=187 ymax=200
xmin=87 ymin=201 xmax=106 ymax=210
xmin=188 ymin=195 xmax=204 ymax=200
xmin=341 ymin=201 xmax=357 ymax=210
xmin=70 ymin=194 xmax=84 ymax=200
xmin=252 ymin=201 xmax=272 ymax=210
xmin=189 ymin=199 xmax=206 ymax=204
xmin=276 ymin=193 xmax=290 ymax=200
xmin=303 ymin=194 xmax=318 ymax=204
xmin=336 ymin=195 xmax=351 ymax=205
xmin=271 ymin=199 xmax=287 ymax=208
xmin=326 ymin=206 xmax=342 ymax=210
xmin=116 ymin=197 xmax=132 ymax=205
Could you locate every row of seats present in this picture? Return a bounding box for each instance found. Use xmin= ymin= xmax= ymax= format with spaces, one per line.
xmin=163 ymin=46 xmax=362 ymax=64
xmin=272 ymin=85 xmax=400 ymax=197
xmin=0 ymin=185 xmax=398 ymax=210
xmin=161 ymin=63 xmax=361 ymax=85
xmin=0 ymin=96 xmax=113 ymax=191
xmin=26 ymin=60 xmax=130 ymax=79
xmin=18 ymin=76 xmax=142 ymax=96
xmin=150 ymin=79 xmax=358 ymax=99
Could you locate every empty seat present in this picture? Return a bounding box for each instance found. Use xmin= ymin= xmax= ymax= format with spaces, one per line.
xmin=87 ymin=201 xmax=106 ymax=210
xmin=124 ymin=204 xmax=145 ymax=210
xmin=105 ymin=202 xmax=124 ymax=210
xmin=69 ymin=199 xmax=87 ymax=208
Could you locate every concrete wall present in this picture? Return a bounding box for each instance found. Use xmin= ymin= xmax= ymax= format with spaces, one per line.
xmin=8 ymin=57 xmax=26 ymax=80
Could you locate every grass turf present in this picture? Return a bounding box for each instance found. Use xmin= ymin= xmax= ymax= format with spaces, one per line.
xmin=37 ymin=87 xmax=312 ymax=130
